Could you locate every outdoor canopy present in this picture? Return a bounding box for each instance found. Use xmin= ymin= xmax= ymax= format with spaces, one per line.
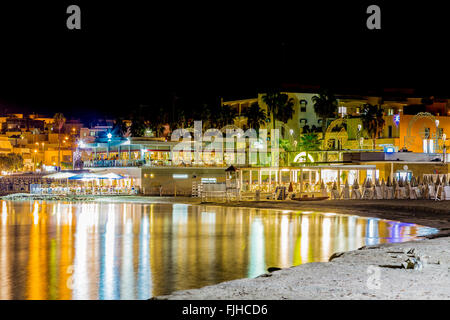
xmin=44 ymin=172 xmax=78 ymax=179
xmin=68 ymin=171 xmax=124 ymax=180
xmin=68 ymin=172 xmax=101 ymax=180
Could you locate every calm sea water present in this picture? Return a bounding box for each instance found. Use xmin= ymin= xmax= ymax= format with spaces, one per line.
xmin=0 ymin=200 xmax=437 ymax=299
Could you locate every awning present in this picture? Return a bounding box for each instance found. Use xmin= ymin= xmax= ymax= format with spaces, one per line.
xmin=68 ymin=172 xmax=101 ymax=180
xmin=44 ymin=172 xmax=78 ymax=179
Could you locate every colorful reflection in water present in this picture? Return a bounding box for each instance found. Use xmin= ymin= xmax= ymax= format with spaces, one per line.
xmin=0 ymin=200 xmax=437 ymax=299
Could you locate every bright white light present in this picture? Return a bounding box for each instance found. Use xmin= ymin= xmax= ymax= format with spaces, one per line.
xmin=173 ymin=174 xmax=188 ymax=179
xmin=107 ymin=133 xmax=112 ymax=139
xmin=293 ymin=152 xmax=314 ymax=163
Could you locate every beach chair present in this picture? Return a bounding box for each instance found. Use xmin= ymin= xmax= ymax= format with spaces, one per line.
xmin=444 ymin=186 xmax=450 ymax=200
xmin=428 ymin=184 xmax=436 ymax=200
xmin=374 ymin=186 xmax=383 ymax=199
xmin=341 ymin=183 xmax=350 ymax=200
xmin=435 ymin=185 xmax=442 ymax=201
xmin=331 ymin=189 xmax=340 ymax=199
xmin=351 ymin=188 xmax=362 ymax=199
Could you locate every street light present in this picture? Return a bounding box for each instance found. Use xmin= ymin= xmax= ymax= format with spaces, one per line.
xmin=357 ymin=124 xmax=362 ymax=149
xmin=443 ymin=133 xmax=447 ymax=163
xmin=34 ymin=149 xmax=38 ymax=170
xmin=435 ymin=119 xmax=440 ymax=154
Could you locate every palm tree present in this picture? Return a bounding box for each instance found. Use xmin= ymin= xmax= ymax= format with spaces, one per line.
xmin=245 ymin=102 xmax=267 ymax=131
xmin=214 ymin=105 xmax=237 ymax=128
xmin=261 ymin=91 xmax=295 ymax=131
xmin=361 ymin=104 xmax=385 ymax=150
xmin=53 ymin=113 xmax=66 ymax=170
xmin=298 ymin=133 xmax=321 ymax=162
xmin=112 ymin=117 xmax=129 ymax=137
xmin=312 ymin=89 xmax=338 ymax=135
xmin=130 ymin=105 xmax=149 ymax=137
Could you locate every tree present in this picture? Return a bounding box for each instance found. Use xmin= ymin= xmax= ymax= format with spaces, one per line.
xmin=130 ymin=105 xmax=148 ymax=137
xmin=312 ymin=89 xmax=338 ymax=135
xmin=261 ymin=91 xmax=295 ymax=131
xmin=112 ymin=117 xmax=129 ymax=137
xmin=53 ymin=113 xmax=66 ymax=170
xmin=0 ymin=153 xmax=23 ymax=172
xmin=245 ymin=102 xmax=267 ymax=131
xmin=361 ymin=104 xmax=385 ymax=150
xmin=298 ymin=133 xmax=321 ymax=162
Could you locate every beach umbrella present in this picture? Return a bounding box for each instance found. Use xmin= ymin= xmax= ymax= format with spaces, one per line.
xmin=375 ymin=178 xmax=380 ymax=187
xmin=386 ymin=176 xmax=391 ymax=187
xmin=443 ymin=175 xmax=448 ymax=186
xmin=352 ymin=178 xmax=359 ymax=189
xmin=288 ymin=181 xmax=294 ymax=193
xmin=98 ymin=172 xmax=124 ymax=180
xmin=410 ymin=176 xmax=417 ymax=187
xmin=45 ymin=172 xmax=78 ymax=179
xmin=68 ymin=172 xmax=100 ymax=180
xmin=332 ymin=181 xmax=337 ymax=190
xmin=344 ymin=179 xmax=349 ymax=188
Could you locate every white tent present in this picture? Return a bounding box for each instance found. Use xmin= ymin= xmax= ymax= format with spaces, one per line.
xmin=44 ymin=172 xmax=78 ymax=179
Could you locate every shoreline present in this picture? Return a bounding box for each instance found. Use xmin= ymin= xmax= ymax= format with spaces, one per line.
xmin=4 ymin=193 xmax=450 ymax=299
xmin=154 ymin=200 xmax=450 ymax=299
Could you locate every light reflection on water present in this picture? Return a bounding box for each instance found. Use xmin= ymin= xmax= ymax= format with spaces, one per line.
xmin=0 ymin=200 xmax=437 ymax=300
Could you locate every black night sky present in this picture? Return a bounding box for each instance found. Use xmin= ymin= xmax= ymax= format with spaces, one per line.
xmin=0 ymin=1 xmax=448 ymax=121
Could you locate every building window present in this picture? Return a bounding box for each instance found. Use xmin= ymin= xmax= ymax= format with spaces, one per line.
xmin=299 ymin=118 xmax=308 ymax=125
xmin=355 ymin=107 xmax=360 ymax=114
xmin=387 ymin=109 xmax=394 ymax=116
xmin=338 ymin=106 xmax=347 ymax=116
xmin=438 ymin=128 xmax=444 ymax=139
xmin=299 ymin=99 xmax=307 ymax=112
xmin=424 ymin=128 xmax=430 ymax=139
xmin=423 ymin=139 xmax=435 ymax=153
xmin=388 ymin=125 xmax=393 ymax=138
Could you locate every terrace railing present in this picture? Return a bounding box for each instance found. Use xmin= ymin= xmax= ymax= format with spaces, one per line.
xmin=83 ymin=159 xmax=145 ymax=168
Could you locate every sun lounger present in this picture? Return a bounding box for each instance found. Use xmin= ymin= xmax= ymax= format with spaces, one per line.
xmin=331 ymin=189 xmax=340 ymax=199
xmin=444 ymin=186 xmax=450 ymax=200
xmin=385 ymin=186 xmax=394 ymax=199
xmin=351 ymin=189 xmax=362 ymax=199
xmin=374 ymin=186 xmax=383 ymax=199
xmin=341 ymin=188 xmax=350 ymax=200
xmin=435 ymin=185 xmax=442 ymax=201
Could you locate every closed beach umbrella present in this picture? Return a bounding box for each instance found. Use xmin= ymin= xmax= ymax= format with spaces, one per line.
xmin=352 ymin=178 xmax=359 ymax=189
xmin=288 ymin=182 xmax=294 ymax=193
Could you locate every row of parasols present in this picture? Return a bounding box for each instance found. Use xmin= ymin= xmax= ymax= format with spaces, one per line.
xmin=285 ymin=175 xmax=450 ymax=200
xmin=44 ymin=170 xmax=125 ymax=180
xmin=328 ymin=175 xmax=450 ymax=200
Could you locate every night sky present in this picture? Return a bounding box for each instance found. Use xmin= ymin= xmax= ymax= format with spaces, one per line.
xmin=0 ymin=1 xmax=448 ymax=121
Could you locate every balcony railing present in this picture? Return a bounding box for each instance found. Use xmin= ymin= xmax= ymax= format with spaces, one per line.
xmin=83 ymin=160 xmax=145 ymax=168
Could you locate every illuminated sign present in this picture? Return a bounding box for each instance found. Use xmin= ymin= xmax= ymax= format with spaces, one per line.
xmin=393 ymin=114 xmax=400 ymax=126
